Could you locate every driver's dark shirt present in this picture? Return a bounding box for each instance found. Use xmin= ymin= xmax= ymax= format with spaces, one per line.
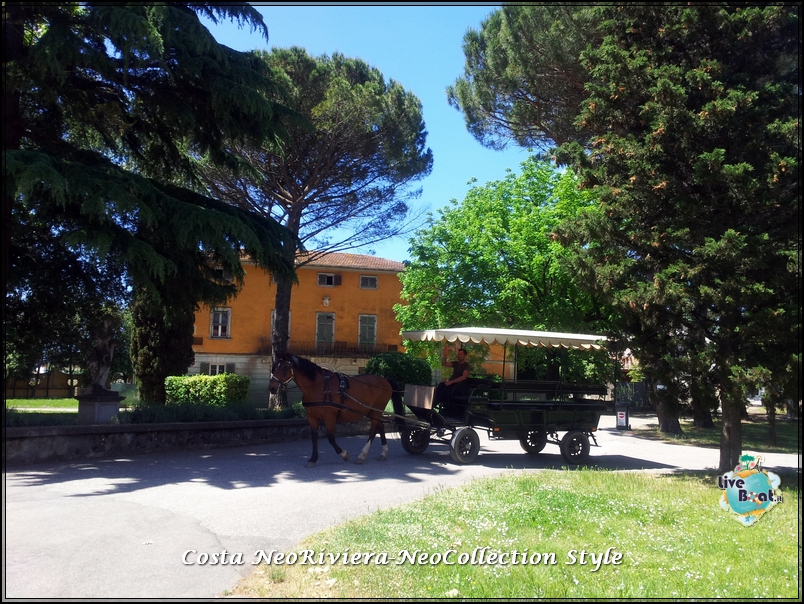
xmin=448 ymin=361 xmax=471 ymax=381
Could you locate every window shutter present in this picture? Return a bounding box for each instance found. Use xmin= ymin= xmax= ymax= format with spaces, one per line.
xmin=199 ymin=362 xmax=210 ymax=375
xmin=225 ymin=363 xmax=236 ymax=374
xmin=334 ymin=274 xmax=342 ymax=286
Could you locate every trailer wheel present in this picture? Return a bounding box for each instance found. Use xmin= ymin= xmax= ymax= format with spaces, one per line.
xmin=519 ymin=430 xmax=547 ymax=454
xmin=400 ymin=427 xmax=430 ymax=455
xmin=450 ymin=428 xmax=480 ymax=464
xmin=560 ymin=430 xmax=590 ymax=464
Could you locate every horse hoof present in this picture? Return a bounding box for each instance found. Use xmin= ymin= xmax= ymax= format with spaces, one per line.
xmin=355 ymin=457 xmax=366 ymax=465
xmin=305 ymin=462 xmax=316 ymax=468
xmin=377 ymin=455 xmax=387 ymax=462
xmin=340 ymin=452 xmax=350 ymax=462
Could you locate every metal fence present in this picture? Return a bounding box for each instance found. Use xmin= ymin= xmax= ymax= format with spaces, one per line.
xmin=286 ymin=341 xmax=399 ymax=358
xmin=615 ymin=381 xmax=649 ymax=408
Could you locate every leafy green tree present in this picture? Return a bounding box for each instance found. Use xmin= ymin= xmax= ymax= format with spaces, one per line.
xmin=396 ymin=157 xmax=613 ymax=382
xmin=364 ymin=352 xmax=432 ymax=387
xmin=4 ymin=4 xmax=299 ymax=401
xmin=554 ymin=4 xmax=799 ymax=470
xmin=447 ymin=4 xmax=597 ymax=151
xmin=4 ymin=207 xmax=125 ymax=385
xmin=200 ymin=47 xmax=433 ymax=361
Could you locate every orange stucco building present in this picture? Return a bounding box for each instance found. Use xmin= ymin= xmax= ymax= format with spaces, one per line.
xmin=190 ymin=252 xmax=406 ymax=404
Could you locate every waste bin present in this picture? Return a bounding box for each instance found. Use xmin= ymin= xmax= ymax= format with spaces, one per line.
xmin=615 ymin=401 xmax=631 ymax=430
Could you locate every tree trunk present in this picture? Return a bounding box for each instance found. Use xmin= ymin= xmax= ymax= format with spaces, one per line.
xmin=269 ymin=209 xmax=301 ymax=410
xmin=689 ymin=379 xmax=716 ymax=428
xmin=691 ymin=406 xmax=715 ymax=429
xmin=656 ymin=409 xmax=683 ymax=434
xmin=272 ymin=276 xmax=293 ymax=355
xmin=651 ymin=380 xmax=683 ymax=434
xmin=30 ymin=364 xmax=41 ymax=399
xmin=270 ymin=274 xmax=293 ymax=409
xmin=764 ymin=391 xmax=778 ymax=448
xmin=718 ymin=392 xmax=743 ymax=473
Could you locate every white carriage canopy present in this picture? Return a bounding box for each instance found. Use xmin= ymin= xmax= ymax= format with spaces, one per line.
xmin=401 ymin=327 xmax=606 ymax=350
xmin=402 ymin=327 xmax=607 ymax=381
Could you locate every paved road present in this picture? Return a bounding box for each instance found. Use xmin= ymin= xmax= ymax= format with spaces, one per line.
xmin=3 ymin=413 xmax=799 ymax=599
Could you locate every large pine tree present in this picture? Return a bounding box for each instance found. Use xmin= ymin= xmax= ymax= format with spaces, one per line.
xmin=4 ymin=4 xmax=299 ymax=401
xmin=447 ymin=4 xmax=597 ymax=151
xmin=199 ymin=47 xmax=432 ymax=362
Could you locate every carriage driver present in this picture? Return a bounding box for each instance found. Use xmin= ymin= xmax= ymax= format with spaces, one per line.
xmin=434 ymin=346 xmax=471 ymax=418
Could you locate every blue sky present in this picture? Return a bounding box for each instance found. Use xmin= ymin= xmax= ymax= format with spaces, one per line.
xmin=202 ymin=4 xmax=529 ymax=263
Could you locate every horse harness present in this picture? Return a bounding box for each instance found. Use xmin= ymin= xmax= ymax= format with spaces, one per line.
xmin=303 ymin=369 xmax=351 ymax=411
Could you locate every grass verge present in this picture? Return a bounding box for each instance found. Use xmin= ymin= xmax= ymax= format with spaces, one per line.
xmin=630 ymin=410 xmax=799 ymax=454
xmin=231 ymin=469 xmax=800 ymax=599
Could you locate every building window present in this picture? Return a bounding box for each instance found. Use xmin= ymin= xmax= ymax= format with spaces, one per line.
xmin=360 ymin=275 xmax=378 ymax=289
xmin=213 ymin=267 xmax=233 ymax=282
xmin=317 ymin=313 xmax=335 ymax=343
xmin=200 ymin=362 xmax=235 ymax=375
xmin=359 ymin=314 xmax=377 ymax=351
xmin=211 ymin=308 xmax=231 ymax=338
xmin=318 ymin=273 xmax=342 ymax=287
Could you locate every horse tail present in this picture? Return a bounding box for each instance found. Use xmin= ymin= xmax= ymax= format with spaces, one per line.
xmin=386 ymin=377 xmax=406 ymax=418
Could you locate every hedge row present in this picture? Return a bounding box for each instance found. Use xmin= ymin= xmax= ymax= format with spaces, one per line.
xmin=164 ymin=373 xmax=250 ymax=406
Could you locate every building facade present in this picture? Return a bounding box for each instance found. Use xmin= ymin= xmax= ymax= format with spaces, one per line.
xmin=190 ymin=252 xmax=406 ymax=405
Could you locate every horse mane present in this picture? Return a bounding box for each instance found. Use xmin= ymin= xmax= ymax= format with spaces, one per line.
xmin=290 ymin=354 xmax=322 ymax=382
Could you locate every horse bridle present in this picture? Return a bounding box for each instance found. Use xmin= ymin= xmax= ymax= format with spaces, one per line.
xmin=270 ymin=358 xmax=294 ymax=387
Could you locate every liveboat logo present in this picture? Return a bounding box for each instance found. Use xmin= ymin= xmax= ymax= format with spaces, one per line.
xmin=717 ymin=455 xmax=782 ymax=526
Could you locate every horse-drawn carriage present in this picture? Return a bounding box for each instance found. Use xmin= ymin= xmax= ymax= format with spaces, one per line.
xmin=396 ymin=328 xmax=610 ymax=465
xmin=399 ymin=378 xmax=608 ymax=465
xmin=270 ymin=327 xmax=610 ymax=467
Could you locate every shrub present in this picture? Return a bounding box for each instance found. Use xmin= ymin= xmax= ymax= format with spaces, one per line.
xmin=4 ymin=407 xmax=79 ymax=427
xmin=119 ymin=401 xmax=242 ymax=423
xmin=364 ymin=352 xmax=432 ymax=385
xmin=164 ymin=373 xmax=250 ymax=407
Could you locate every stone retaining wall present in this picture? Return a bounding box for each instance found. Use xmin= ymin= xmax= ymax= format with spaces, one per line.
xmin=3 ymin=418 xmax=375 ymax=467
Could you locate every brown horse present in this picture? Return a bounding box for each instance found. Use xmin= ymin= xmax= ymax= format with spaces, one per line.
xmin=269 ymin=353 xmax=405 ymax=467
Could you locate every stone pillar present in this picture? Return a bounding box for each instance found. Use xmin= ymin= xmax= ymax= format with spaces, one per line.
xmin=76 ymin=388 xmax=125 ymax=424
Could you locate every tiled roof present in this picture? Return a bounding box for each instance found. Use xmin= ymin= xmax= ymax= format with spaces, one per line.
xmin=298 ymin=251 xmax=405 ymax=272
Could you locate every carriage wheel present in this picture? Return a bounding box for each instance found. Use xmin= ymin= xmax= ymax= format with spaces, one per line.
xmin=449 ymin=428 xmax=480 ymax=464
xmin=560 ymin=430 xmax=590 ymax=464
xmin=400 ymin=427 xmax=430 ymax=455
xmin=519 ymin=430 xmax=547 ymax=454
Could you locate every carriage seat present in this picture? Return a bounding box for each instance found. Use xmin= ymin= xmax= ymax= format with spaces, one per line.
xmin=440 ymin=382 xmax=471 ymax=419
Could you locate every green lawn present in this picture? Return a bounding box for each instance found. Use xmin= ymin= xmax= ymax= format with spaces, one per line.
xmin=230 ymin=470 xmax=800 ymax=599
xmin=630 ymin=411 xmax=799 ymax=454
xmin=4 ymin=398 xmax=79 ymax=426
xmin=5 ymin=397 xmax=79 ymax=410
